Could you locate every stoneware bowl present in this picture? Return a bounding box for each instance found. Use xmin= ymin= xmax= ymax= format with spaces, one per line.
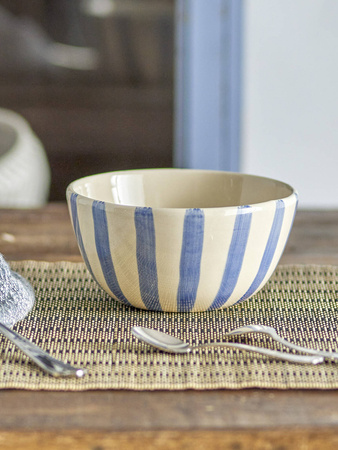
xmin=66 ymin=169 xmax=298 ymax=312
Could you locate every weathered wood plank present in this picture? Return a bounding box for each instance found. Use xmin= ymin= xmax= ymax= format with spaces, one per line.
xmin=1 ymin=429 xmax=338 ymax=450
xmin=0 ymin=203 xmax=80 ymax=261
xmin=1 ymin=390 xmax=338 ymax=431
xmin=280 ymin=210 xmax=338 ymax=264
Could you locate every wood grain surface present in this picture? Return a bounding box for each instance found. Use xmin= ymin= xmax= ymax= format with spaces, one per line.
xmin=1 ymin=204 xmax=338 ymax=449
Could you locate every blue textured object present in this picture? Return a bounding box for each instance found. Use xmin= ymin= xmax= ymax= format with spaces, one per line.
xmin=0 ymin=253 xmax=35 ymax=327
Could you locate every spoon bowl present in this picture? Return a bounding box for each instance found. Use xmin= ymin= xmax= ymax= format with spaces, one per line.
xmin=132 ymin=326 xmax=191 ymax=353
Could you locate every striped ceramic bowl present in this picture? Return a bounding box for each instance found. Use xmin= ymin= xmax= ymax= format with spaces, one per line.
xmin=66 ymin=169 xmax=298 ymax=312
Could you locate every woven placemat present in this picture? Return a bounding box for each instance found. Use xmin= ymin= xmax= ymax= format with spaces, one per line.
xmin=1 ymin=261 xmax=338 ymax=391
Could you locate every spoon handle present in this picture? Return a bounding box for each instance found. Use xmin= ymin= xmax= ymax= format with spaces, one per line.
xmin=227 ymin=326 xmax=338 ymax=361
xmin=0 ymin=323 xmax=86 ymax=378
xmin=193 ymin=342 xmax=323 ymax=365
xmin=270 ymin=336 xmax=338 ymax=361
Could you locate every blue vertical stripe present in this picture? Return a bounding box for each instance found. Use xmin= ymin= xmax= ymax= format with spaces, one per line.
xmin=237 ymin=199 xmax=285 ymax=304
xmin=135 ymin=207 xmax=161 ymax=311
xmin=70 ymin=193 xmax=96 ymax=280
xmin=92 ymin=201 xmax=131 ymax=306
xmin=177 ymin=208 xmax=205 ymax=312
xmin=209 ymin=206 xmax=252 ymax=310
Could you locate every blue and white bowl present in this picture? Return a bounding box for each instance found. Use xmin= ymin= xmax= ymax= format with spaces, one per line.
xmin=66 ymin=169 xmax=298 ymax=312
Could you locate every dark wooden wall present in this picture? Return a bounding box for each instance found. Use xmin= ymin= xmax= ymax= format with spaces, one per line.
xmin=0 ymin=1 xmax=174 ymax=201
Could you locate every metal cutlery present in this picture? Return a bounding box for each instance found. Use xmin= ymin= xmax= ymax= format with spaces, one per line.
xmin=226 ymin=324 xmax=338 ymax=361
xmin=0 ymin=322 xmax=86 ymax=378
xmin=131 ymin=326 xmax=323 ymax=365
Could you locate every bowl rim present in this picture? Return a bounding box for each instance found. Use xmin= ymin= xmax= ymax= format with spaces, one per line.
xmin=66 ymin=168 xmax=298 ymax=212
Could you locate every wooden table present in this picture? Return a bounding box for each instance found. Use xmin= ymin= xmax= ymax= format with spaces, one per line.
xmin=1 ymin=204 xmax=338 ymax=449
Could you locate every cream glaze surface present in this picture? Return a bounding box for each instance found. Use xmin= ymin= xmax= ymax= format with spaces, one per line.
xmin=70 ymin=169 xmax=295 ymax=209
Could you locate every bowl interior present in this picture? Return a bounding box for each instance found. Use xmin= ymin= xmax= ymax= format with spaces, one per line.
xmin=70 ymin=169 xmax=294 ymax=208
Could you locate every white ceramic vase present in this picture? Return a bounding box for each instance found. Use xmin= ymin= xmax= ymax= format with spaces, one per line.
xmin=0 ymin=108 xmax=51 ymax=208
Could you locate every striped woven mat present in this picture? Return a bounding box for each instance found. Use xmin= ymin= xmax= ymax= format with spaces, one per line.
xmin=0 ymin=261 xmax=338 ymax=390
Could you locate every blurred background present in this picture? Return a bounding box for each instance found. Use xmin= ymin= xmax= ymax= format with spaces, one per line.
xmin=0 ymin=0 xmax=337 ymax=208
xmin=0 ymin=0 xmax=174 ymax=203
xmin=242 ymin=0 xmax=338 ymax=209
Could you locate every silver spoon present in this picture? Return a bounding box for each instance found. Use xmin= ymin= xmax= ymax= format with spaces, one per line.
xmin=0 ymin=322 xmax=86 ymax=378
xmin=131 ymin=327 xmax=323 ymax=365
xmin=226 ymin=324 xmax=338 ymax=361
